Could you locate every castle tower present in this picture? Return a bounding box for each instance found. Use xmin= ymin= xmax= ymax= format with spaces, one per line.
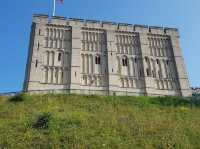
xmin=24 ymin=14 xmax=191 ymax=96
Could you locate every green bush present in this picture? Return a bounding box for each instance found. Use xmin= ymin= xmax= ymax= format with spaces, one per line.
xmin=33 ymin=112 xmax=52 ymax=129
xmin=9 ymin=93 xmax=26 ymax=102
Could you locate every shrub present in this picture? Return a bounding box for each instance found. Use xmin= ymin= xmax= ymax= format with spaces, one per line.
xmin=9 ymin=93 xmax=26 ymax=102
xmin=190 ymin=93 xmax=200 ymax=107
xmin=33 ymin=112 xmax=52 ymax=129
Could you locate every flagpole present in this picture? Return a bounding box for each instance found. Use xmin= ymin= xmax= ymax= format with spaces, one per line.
xmin=53 ymin=0 xmax=56 ymax=16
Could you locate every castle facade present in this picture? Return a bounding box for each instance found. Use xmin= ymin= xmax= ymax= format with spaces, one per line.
xmin=24 ymin=14 xmax=191 ymax=96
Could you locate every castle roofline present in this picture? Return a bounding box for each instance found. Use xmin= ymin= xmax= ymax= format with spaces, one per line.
xmin=32 ymin=14 xmax=178 ymax=34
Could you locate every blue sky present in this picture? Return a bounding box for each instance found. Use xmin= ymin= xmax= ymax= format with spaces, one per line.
xmin=0 ymin=0 xmax=199 ymax=93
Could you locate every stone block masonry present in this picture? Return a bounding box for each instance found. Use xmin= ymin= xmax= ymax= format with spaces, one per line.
xmin=23 ymin=14 xmax=191 ymax=96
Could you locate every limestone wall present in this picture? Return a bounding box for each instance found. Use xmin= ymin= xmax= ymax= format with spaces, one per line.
xmin=23 ymin=14 xmax=191 ymax=97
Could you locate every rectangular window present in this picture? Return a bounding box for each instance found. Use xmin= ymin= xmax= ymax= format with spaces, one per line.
xmin=37 ymin=42 xmax=40 ymax=50
xmin=58 ymin=53 xmax=62 ymax=61
xmin=95 ymin=56 xmax=101 ymax=64
xmin=35 ymin=60 xmax=38 ymax=68
xmin=122 ymin=58 xmax=128 ymax=66
xmin=146 ymin=69 xmax=150 ymax=76
xmin=39 ymin=29 xmax=41 ymax=35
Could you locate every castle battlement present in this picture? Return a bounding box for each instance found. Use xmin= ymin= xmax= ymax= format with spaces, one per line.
xmin=32 ymin=14 xmax=178 ymax=36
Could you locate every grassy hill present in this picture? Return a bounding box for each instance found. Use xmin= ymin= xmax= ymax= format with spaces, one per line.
xmin=0 ymin=94 xmax=200 ymax=149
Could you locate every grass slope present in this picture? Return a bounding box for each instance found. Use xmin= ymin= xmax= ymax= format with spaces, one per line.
xmin=0 ymin=94 xmax=200 ymax=149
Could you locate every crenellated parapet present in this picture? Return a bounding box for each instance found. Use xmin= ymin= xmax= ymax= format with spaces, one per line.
xmin=33 ymin=14 xmax=179 ymax=36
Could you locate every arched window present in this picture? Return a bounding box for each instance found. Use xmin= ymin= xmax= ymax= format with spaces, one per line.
xmin=37 ymin=42 xmax=40 ymax=50
xmin=146 ymin=68 xmax=150 ymax=77
xmin=35 ymin=60 xmax=38 ymax=68
xmin=58 ymin=52 xmax=62 ymax=61
xmin=46 ymin=28 xmax=49 ymax=37
xmin=122 ymin=57 xmax=128 ymax=67
xmin=95 ymin=55 xmax=101 ymax=65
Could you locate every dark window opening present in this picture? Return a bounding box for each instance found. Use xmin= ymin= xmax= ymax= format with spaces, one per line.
xmin=37 ymin=43 xmax=40 ymax=50
xmin=61 ymin=72 xmax=63 ymax=79
xmin=156 ymin=59 xmax=159 ymax=64
xmin=145 ymin=57 xmax=148 ymax=62
xmin=135 ymin=58 xmax=137 ymax=63
xmin=166 ymin=60 xmax=169 ymax=65
xmin=139 ymin=69 xmax=142 ymax=77
xmin=146 ymin=68 xmax=150 ymax=76
xmin=112 ymin=68 xmax=114 ymax=72
xmin=35 ymin=60 xmax=38 ymax=68
xmin=111 ymin=52 xmax=112 ymax=56
xmin=39 ymin=29 xmax=41 ymax=35
xmin=95 ymin=56 xmax=101 ymax=64
xmin=149 ymin=28 xmax=151 ymax=33
xmin=58 ymin=53 xmax=62 ymax=61
xmin=75 ymin=71 xmax=77 ymax=77
xmin=122 ymin=58 xmax=128 ymax=66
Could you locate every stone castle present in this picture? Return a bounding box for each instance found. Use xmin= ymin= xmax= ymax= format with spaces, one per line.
xmin=23 ymin=14 xmax=191 ymax=96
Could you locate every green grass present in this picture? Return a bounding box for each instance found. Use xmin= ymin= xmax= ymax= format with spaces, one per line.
xmin=0 ymin=94 xmax=200 ymax=149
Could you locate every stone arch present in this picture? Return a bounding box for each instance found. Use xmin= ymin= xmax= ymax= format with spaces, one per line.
xmin=58 ymin=68 xmax=63 ymax=84
xmin=53 ymin=29 xmax=56 ymax=39
xmin=51 ymin=51 xmax=55 ymax=66
xmin=50 ymin=28 xmax=53 ymax=38
xmin=46 ymin=28 xmax=49 ymax=37
xmin=82 ymin=32 xmax=85 ymax=41
xmin=95 ymin=54 xmax=101 ymax=65
xmin=89 ymin=54 xmax=93 ymax=74
xmin=117 ymin=45 xmax=120 ymax=53
xmin=162 ymin=59 xmax=167 ymax=78
xmin=62 ymin=39 xmax=66 ymax=49
xmin=44 ymin=67 xmax=48 ymax=83
xmin=49 ymin=39 xmax=53 ymax=48
xmin=131 ymin=57 xmax=135 ymax=77
xmin=134 ymin=57 xmax=139 ymax=77
xmin=156 ymin=59 xmax=162 ymax=78
xmin=117 ymin=56 xmax=121 ymax=73
xmin=57 ymin=29 xmax=60 ymax=39
xmin=85 ymin=32 xmax=88 ymax=41
xmin=85 ymin=54 xmax=89 ymax=73
xmin=122 ymin=55 xmax=128 ymax=67
xmin=81 ymin=54 xmax=85 ymax=73
xmin=54 ymin=67 xmax=58 ymax=84
xmin=145 ymin=56 xmax=151 ymax=77
xmin=45 ymin=51 xmax=50 ymax=65
xmin=61 ymin=30 xmax=64 ymax=39
xmin=151 ymin=59 xmax=156 ymax=78
xmin=59 ymin=39 xmax=62 ymax=49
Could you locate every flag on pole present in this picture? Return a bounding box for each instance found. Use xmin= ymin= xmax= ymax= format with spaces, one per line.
xmin=53 ymin=0 xmax=64 ymax=16
xmin=56 ymin=0 xmax=64 ymax=4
